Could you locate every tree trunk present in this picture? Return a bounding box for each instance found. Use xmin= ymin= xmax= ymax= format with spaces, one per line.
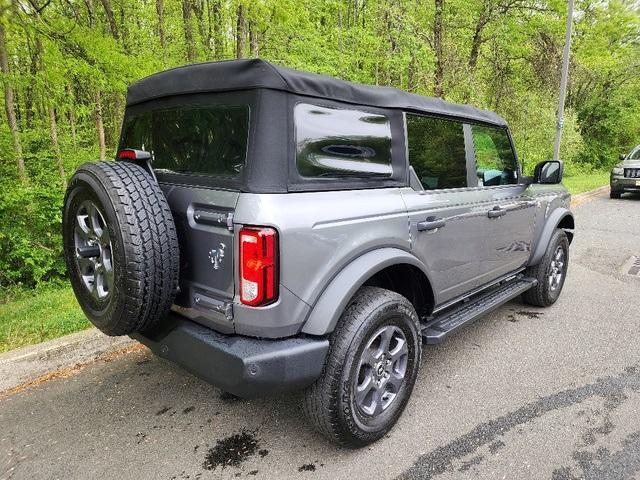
xmin=25 ymin=37 xmax=42 ymax=128
xmin=468 ymin=2 xmax=494 ymax=73
xmin=119 ymin=3 xmax=129 ymax=51
xmin=48 ymin=105 xmax=67 ymax=189
xmin=85 ymin=0 xmax=95 ymax=27
xmin=236 ymin=4 xmax=247 ymax=59
xmin=0 ymin=22 xmax=27 ymax=183
xmin=433 ymin=0 xmax=445 ymax=98
xmin=249 ymin=22 xmax=259 ymax=57
xmin=193 ymin=0 xmax=209 ymax=55
xmin=156 ymin=0 xmax=167 ymax=63
xmin=182 ymin=0 xmax=197 ymax=62
xmin=100 ymin=0 xmax=120 ymax=40
xmin=66 ymin=84 xmax=77 ymax=147
xmin=95 ymin=91 xmax=107 ymax=161
xmin=212 ymin=0 xmax=223 ymax=59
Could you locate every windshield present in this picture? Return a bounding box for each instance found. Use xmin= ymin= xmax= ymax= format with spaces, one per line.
xmin=628 ymin=145 xmax=640 ymax=161
xmin=120 ymin=104 xmax=249 ymax=177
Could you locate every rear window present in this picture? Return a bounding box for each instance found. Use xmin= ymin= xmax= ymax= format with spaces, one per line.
xmin=295 ymin=103 xmax=392 ymax=178
xmin=120 ymin=104 xmax=249 ymax=178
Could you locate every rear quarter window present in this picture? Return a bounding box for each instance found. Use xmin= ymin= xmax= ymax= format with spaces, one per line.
xmin=295 ymin=103 xmax=393 ymax=178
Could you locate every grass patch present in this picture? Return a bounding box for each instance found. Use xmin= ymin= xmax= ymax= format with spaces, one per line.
xmin=563 ymin=171 xmax=609 ymax=195
xmin=0 ymin=283 xmax=90 ymax=353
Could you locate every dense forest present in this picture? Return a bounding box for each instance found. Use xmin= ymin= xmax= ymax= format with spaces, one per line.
xmin=0 ymin=0 xmax=639 ymax=288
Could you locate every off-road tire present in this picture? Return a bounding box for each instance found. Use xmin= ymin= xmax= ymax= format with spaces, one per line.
xmin=63 ymin=161 xmax=179 ymax=336
xmin=302 ymin=286 xmax=422 ymax=447
xmin=610 ymin=189 xmax=622 ymax=199
xmin=522 ymin=229 xmax=569 ymax=307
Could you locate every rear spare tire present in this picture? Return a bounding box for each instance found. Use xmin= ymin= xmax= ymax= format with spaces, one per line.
xmin=62 ymin=161 xmax=179 ymax=336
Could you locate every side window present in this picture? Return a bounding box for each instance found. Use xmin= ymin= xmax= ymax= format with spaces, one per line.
xmin=471 ymin=125 xmax=518 ymax=186
xmin=406 ymin=114 xmax=467 ymax=190
xmin=295 ymin=103 xmax=393 ymax=178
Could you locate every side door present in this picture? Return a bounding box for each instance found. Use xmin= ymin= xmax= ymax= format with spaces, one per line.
xmin=401 ymin=114 xmax=486 ymax=305
xmin=469 ymin=124 xmax=537 ymax=285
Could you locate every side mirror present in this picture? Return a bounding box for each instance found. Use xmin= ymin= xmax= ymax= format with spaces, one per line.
xmin=534 ymin=160 xmax=564 ymax=184
xmin=619 ymin=153 xmax=627 ymax=161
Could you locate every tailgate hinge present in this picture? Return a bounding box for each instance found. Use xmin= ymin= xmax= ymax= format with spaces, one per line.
xmin=223 ymin=302 xmax=234 ymax=321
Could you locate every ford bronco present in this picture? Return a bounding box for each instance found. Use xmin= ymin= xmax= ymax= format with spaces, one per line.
xmin=63 ymin=59 xmax=574 ymax=447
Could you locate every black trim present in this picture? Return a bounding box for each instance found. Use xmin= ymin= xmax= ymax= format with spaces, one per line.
xmin=132 ymin=312 xmax=329 ymax=398
xmin=127 ymin=59 xmax=507 ymax=127
xmin=463 ymin=124 xmax=478 ymax=187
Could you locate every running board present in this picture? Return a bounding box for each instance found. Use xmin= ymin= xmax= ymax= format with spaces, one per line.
xmin=421 ymin=276 xmax=537 ymax=345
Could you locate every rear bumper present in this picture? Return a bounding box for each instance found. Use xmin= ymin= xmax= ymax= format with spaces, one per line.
xmin=132 ymin=313 xmax=329 ymax=398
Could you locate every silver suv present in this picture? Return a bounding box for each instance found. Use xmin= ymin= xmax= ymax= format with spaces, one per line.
xmin=62 ymin=59 xmax=574 ymax=447
xmin=610 ymin=145 xmax=640 ymax=198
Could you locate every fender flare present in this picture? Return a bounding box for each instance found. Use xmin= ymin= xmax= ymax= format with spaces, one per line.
xmin=301 ymin=247 xmax=432 ymax=336
xmin=528 ymin=207 xmax=574 ymax=266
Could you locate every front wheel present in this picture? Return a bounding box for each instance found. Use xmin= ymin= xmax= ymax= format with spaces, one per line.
xmin=522 ymin=229 xmax=569 ymax=307
xmin=302 ymin=287 xmax=422 ymax=447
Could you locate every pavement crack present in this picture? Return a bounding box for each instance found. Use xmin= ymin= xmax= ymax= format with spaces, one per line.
xmin=397 ymin=365 xmax=640 ymax=480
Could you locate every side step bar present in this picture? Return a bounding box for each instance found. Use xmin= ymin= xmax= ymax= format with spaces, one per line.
xmin=421 ymin=275 xmax=537 ymax=345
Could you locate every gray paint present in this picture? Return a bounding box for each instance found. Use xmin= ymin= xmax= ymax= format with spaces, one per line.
xmin=157 ymin=171 xmax=572 ymax=340
xmin=528 ymin=206 xmax=574 ymax=266
xmin=302 ymin=248 xmax=431 ymax=336
xmin=152 ymin=102 xmax=572 ymax=340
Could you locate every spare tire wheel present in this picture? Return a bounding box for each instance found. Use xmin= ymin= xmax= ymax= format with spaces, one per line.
xmin=62 ymin=161 xmax=179 ymax=336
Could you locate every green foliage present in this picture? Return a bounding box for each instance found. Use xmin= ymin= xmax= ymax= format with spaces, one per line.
xmin=0 ymin=282 xmax=89 ymax=352
xmin=1 ymin=0 xmax=638 ymax=289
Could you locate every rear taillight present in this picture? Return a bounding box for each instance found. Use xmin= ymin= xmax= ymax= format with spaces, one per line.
xmin=239 ymin=226 xmax=278 ymax=306
xmin=117 ymin=148 xmax=152 ymax=161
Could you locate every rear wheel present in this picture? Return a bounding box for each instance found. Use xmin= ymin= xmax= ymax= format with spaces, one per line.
xmin=522 ymin=229 xmax=569 ymax=307
xmin=63 ymin=161 xmax=179 ymax=335
xmin=302 ymin=287 xmax=422 ymax=447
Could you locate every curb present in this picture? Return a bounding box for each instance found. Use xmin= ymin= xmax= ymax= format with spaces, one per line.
xmin=0 ymin=328 xmax=137 ymax=395
xmin=571 ymin=185 xmax=609 ymax=208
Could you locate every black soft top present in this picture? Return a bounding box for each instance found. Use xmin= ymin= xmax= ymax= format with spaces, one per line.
xmin=126 ymin=59 xmax=506 ymax=127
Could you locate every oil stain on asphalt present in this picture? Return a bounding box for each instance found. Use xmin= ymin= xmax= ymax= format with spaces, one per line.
xmin=202 ymin=429 xmax=260 ymax=470
xmin=397 ymin=365 xmax=640 ymax=479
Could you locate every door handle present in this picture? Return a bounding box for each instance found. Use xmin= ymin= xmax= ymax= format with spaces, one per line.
xmin=417 ymin=216 xmax=446 ymax=231
xmin=487 ymin=206 xmax=507 ymax=218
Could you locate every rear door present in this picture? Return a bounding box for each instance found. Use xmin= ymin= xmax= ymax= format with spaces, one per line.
xmin=401 ymin=114 xmax=485 ymax=305
xmin=469 ymin=125 xmax=536 ymax=284
xmin=119 ymin=100 xmax=251 ymax=332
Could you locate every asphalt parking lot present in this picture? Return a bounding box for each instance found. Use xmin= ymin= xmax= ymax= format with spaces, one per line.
xmin=1 ymin=190 xmax=639 ymax=480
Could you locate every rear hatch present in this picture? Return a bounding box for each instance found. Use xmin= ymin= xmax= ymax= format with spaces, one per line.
xmin=119 ymin=101 xmax=250 ymax=332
